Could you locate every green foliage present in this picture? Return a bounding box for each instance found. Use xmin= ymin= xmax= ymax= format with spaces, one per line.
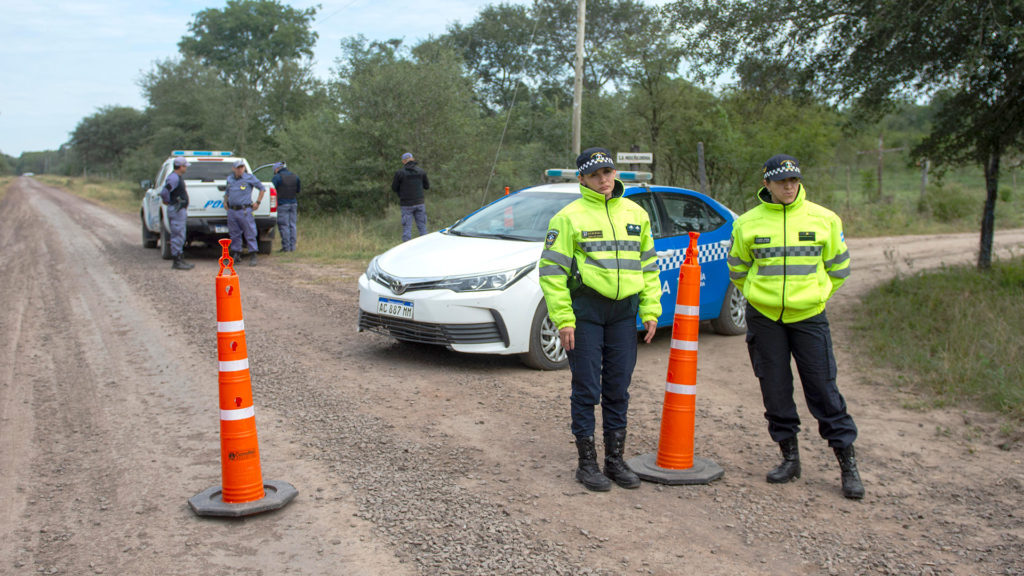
xmin=68 ymin=106 xmax=148 ymax=176
xmin=855 ymin=258 xmax=1024 ymax=425
xmin=917 ymin=182 xmax=976 ymax=223
xmin=179 ymin=0 xmax=317 ymax=89
xmin=667 ymin=0 xmax=1024 ymax=268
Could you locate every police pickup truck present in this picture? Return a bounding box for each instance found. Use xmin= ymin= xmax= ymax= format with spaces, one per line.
xmin=140 ymin=151 xmax=277 ymax=259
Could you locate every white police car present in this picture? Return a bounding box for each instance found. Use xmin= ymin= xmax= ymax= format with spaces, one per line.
xmin=357 ymin=171 xmax=746 ymax=369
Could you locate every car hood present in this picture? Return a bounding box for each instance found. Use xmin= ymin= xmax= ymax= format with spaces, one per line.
xmin=377 ymin=232 xmax=542 ymax=278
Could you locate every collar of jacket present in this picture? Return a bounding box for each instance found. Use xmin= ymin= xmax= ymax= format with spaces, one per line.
xmin=756 ymin=183 xmax=806 ymax=211
xmin=579 ymin=179 xmax=625 ymax=205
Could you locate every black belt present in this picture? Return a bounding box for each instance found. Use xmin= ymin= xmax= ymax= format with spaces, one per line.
xmin=227 ymin=204 xmax=250 ymax=210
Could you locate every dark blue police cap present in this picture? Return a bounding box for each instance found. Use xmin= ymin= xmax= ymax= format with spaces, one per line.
xmin=576 ymin=147 xmax=615 ymax=176
xmin=763 ymin=154 xmax=801 ymax=181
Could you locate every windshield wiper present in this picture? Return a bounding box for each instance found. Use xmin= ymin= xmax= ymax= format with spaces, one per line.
xmin=489 ymin=233 xmax=534 ymax=241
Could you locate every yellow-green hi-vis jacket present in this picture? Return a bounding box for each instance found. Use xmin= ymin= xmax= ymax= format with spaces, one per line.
xmin=728 ymin=184 xmax=851 ymax=323
xmin=538 ymin=180 xmax=663 ymax=330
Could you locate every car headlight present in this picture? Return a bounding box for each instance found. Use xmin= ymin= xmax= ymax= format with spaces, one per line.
xmin=366 ymin=256 xmax=383 ymax=283
xmin=434 ymin=262 xmax=536 ymax=292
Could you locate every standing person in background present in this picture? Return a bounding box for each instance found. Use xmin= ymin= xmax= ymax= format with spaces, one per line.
xmin=272 ymin=162 xmax=300 ymax=252
xmin=223 ymin=160 xmax=266 ymax=266
xmin=538 ymin=147 xmax=662 ymax=492
xmin=728 ymin=153 xmax=864 ymax=500
xmin=391 ymin=152 xmax=430 ymax=242
xmin=161 ymin=156 xmax=194 ymax=270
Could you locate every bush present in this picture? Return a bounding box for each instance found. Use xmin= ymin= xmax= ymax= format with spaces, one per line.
xmin=917 ymin=181 xmax=976 ymax=222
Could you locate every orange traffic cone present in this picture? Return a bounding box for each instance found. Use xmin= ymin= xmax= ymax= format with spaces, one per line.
xmin=189 ymin=239 xmax=297 ymax=517
xmin=627 ymin=232 xmax=724 ymax=485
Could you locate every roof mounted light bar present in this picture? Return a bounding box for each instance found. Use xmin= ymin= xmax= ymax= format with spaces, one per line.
xmin=545 ymin=168 xmax=653 ymax=182
xmin=172 ymin=150 xmax=234 ymax=157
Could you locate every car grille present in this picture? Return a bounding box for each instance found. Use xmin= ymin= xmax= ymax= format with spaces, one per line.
xmin=358 ymin=310 xmax=505 ymax=346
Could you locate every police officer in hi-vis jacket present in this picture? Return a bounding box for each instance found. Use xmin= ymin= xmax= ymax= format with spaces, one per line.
xmin=539 ymin=148 xmax=662 ymax=492
xmin=728 ymin=154 xmax=864 ymax=499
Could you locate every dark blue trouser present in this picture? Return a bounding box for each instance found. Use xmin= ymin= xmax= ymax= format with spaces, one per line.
xmin=400 ymin=204 xmax=427 ymax=242
xmin=227 ymin=207 xmax=258 ymax=253
xmin=567 ymin=289 xmax=640 ymax=438
xmin=277 ymin=202 xmax=297 ymax=251
xmin=745 ymin=304 xmax=858 ymax=448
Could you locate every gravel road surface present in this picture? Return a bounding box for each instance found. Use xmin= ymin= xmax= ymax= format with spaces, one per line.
xmin=2 ymin=177 xmax=1023 ymax=575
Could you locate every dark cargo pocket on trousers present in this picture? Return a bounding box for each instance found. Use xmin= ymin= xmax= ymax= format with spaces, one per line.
xmin=746 ymin=331 xmax=763 ymax=378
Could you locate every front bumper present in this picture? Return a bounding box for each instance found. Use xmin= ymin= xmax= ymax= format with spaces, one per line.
xmin=357 ymin=272 xmax=541 ymax=355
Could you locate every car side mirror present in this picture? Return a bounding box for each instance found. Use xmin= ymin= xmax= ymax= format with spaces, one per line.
xmin=217 ymin=185 xmax=227 ymax=192
xmin=140 ymin=179 xmax=152 ymax=190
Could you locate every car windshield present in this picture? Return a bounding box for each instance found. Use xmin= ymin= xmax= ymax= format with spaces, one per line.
xmin=448 ymin=191 xmax=578 ymax=241
xmin=182 ymin=161 xmax=235 ymax=182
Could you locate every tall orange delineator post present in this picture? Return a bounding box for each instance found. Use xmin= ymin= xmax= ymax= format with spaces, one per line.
xmin=627 ymin=232 xmax=724 ymax=484
xmin=189 ymin=239 xmax=298 ymax=517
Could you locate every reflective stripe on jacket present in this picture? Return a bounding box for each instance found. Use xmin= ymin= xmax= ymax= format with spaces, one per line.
xmin=538 ymin=180 xmax=662 ymax=330
xmin=728 ymin=184 xmax=850 ymax=323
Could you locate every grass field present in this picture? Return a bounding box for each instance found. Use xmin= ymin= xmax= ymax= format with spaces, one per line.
xmin=36 ymin=175 xmax=139 ymax=214
xmin=854 ymin=258 xmax=1024 ymax=436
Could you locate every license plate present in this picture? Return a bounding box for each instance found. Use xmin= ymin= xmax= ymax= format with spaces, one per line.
xmin=377 ymin=297 xmax=413 ymax=319
xmin=214 ymin=225 xmax=229 ymax=233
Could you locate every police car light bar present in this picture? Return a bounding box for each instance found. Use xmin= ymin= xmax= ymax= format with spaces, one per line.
xmin=172 ymin=150 xmax=234 ymax=157
xmin=544 ymin=168 xmax=653 ymax=182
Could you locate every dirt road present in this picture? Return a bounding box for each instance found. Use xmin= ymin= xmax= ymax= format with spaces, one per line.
xmin=2 ymin=177 xmax=1023 ymax=576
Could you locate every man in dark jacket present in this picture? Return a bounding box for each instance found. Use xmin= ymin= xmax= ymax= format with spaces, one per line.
xmin=391 ymin=152 xmax=430 ymax=242
xmin=272 ymin=162 xmax=300 ymax=252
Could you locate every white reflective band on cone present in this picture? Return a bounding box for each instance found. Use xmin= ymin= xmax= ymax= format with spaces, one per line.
xmin=220 ymin=406 xmax=255 ymax=421
xmin=218 ymin=320 xmax=245 ymax=332
xmin=666 ymin=382 xmax=697 ymax=395
xmin=674 ymin=304 xmax=700 ymax=317
xmin=671 ymin=339 xmax=698 ymax=351
xmin=219 ymin=358 xmax=249 ymax=372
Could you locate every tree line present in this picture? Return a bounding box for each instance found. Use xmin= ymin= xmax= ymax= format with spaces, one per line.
xmin=3 ymin=0 xmax=1020 ymax=267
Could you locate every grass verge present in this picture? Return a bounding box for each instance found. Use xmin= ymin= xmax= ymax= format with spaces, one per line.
xmin=854 ymin=257 xmax=1024 ymax=436
xmin=36 ymin=175 xmax=140 ymax=214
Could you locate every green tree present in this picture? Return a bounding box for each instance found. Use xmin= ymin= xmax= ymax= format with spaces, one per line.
xmin=668 ymin=0 xmax=1024 ymax=269
xmin=179 ymin=0 xmax=318 ymax=153
xmin=68 ymin=106 xmax=147 ymax=176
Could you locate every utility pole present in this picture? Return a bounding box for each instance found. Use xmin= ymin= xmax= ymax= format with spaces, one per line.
xmin=697 ymin=142 xmax=708 ymax=195
xmin=571 ymin=0 xmax=586 ymax=157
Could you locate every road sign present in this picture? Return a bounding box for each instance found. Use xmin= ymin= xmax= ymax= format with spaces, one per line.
xmin=617 ymin=152 xmax=653 ymax=164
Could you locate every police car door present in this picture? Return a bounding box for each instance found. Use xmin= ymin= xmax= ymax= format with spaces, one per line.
xmin=654 ymin=190 xmax=731 ymax=321
xmin=622 ymin=190 xmax=677 ymax=330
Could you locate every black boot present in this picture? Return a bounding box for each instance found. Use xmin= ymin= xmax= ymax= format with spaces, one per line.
xmin=766 ymin=437 xmax=801 ymax=484
xmin=229 ymin=250 xmax=241 ymax=263
xmin=834 ymin=445 xmax=865 ymax=499
xmin=603 ymin=429 xmax=640 ymax=489
xmin=574 ymin=436 xmax=611 ymax=492
xmin=171 ymin=254 xmax=194 ymax=270
xmin=249 ymin=252 xmax=257 ymax=267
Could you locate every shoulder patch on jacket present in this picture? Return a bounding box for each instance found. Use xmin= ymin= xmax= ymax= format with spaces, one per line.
xmin=581 ymin=230 xmax=603 ymax=239
xmin=799 ymin=231 xmax=816 ymax=242
xmin=754 ymin=236 xmax=771 ymax=244
xmin=625 ymin=223 xmax=641 ymax=236
xmin=545 ymin=229 xmax=559 ymax=248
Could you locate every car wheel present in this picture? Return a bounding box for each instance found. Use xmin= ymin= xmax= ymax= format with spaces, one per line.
xmin=520 ymin=301 xmax=568 ymax=370
xmin=142 ymin=213 xmax=158 ymax=249
xmin=710 ymin=283 xmax=747 ymax=335
xmin=160 ymin=220 xmax=172 ymax=260
xmin=257 ymin=239 xmax=273 ymax=255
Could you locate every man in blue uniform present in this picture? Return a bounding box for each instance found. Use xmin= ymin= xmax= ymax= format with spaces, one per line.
xmin=223 ymin=160 xmax=266 ymax=266
xmin=160 ymin=157 xmax=194 ymax=270
xmin=272 ymin=161 xmax=299 ymax=252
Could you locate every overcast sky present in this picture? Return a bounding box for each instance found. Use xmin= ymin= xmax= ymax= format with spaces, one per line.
xmin=0 ymin=0 xmax=672 ymax=157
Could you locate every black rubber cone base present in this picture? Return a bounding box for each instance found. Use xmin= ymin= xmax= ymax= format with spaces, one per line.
xmin=189 ymin=479 xmax=298 ymax=517
xmin=626 ymin=453 xmax=724 ymax=485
